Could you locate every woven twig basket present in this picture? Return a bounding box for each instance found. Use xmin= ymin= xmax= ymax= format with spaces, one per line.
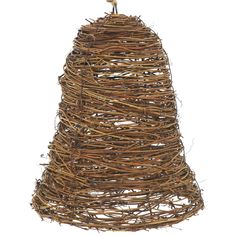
xmin=32 ymin=14 xmax=204 ymax=231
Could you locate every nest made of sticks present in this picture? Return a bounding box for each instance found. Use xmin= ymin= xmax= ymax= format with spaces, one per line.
xmin=31 ymin=14 xmax=204 ymax=231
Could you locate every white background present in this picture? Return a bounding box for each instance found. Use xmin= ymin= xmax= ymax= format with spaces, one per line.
xmin=0 ymin=0 xmax=235 ymax=235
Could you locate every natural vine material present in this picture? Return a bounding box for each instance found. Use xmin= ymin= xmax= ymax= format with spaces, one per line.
xmin=32 ymin=14 xmax=204 ymax=231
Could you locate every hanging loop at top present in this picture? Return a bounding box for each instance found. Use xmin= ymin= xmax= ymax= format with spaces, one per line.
xmin=106 ymin=0 xmax=118 ymax=14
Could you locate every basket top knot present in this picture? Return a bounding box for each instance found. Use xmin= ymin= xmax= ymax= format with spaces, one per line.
xmin=79 ymin=14 xmax=162 ymax=49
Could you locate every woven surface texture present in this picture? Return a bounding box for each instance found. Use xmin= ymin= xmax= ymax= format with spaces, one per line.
xmin=32 ymin=14 xmax=204 ymax=231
